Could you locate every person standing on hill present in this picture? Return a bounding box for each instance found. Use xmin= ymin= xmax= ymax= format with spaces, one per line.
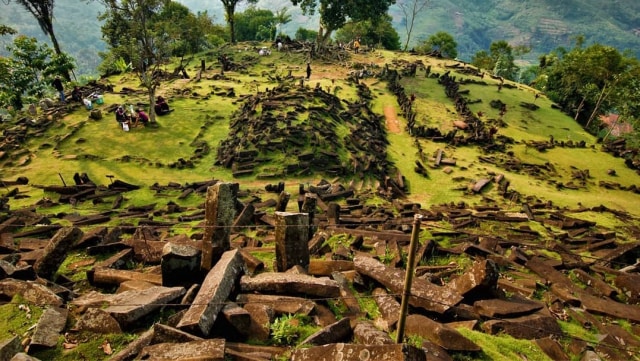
xmin=306 ymin=62 xmax=312 ymax=80
xmin=52 ymin=76 xmax=65 ymax=103
xmin=353 ymin=38 xmax=361 ymax=54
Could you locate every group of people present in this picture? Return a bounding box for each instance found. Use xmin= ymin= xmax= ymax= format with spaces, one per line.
xmin=115 ymin=105 xmax=149 ymax=130
xmin=114 ymin=96 xmax=171 ymax=131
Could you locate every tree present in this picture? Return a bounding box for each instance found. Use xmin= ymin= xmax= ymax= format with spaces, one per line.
xmin=273 ymin=8 xmax=292 ymax=40
xmin=220 ymin=0 xmax=258 ymax=44
xmin=489 ymin=40 xmax=517 ymax=80
xmin=295 ymin=27 xmax=317 ymax=42
xmin=290 ymin=0 xmax=396 ymax=45
xmin=471 ymin=40 xmax=518 ymax=80
xmin=0 ymin=35 xmax=73 ymax=109
xmin=154 ymin=3 xmax=216 ymax=56
xmin=471 ymin=50 xmax=492 ymax=70
xmin=235 ymin=7 xmax=276 ymax=42
xmin=335 ymin=15 xmax=400 ymax=50
xmin=397 ymin=0 xmax=429 ymax=51
xmin=416 ymin=31 xmax=457 ymax=58
xmin=101 ymin=0 xmax=173 ymax=124
xmin=12 ymin=0 xmax=70 ymax=79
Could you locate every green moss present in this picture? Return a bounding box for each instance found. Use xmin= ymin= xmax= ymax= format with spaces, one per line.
xmin=557 ymin=320 xmax=598 ymax=344
xmin=0 ymin=296 xmax=45 ymax=341
xmin=456 ymin=328 xmax=553 ymax=361
xmin=32 ymin=332 xmax=137 ymax=361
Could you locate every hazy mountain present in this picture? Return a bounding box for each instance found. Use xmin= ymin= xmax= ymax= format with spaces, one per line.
xmin=1 ymin=0 xmax=638 ymax=75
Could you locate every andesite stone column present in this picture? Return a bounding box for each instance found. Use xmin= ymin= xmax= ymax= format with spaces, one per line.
xmin=275 ymin=212 xmax=309 ymax=272
xmin=201 ymin=182 xmax=238 ymax=271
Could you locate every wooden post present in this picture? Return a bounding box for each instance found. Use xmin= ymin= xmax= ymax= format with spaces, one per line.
xmin=395 ymin=214 xmax=422 ymax=344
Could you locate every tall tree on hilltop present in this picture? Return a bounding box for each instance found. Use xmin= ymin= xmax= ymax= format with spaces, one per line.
xmin=12 ymin=0 xmax=71 ymax=79
xmin=397 ymin=0 xmax=430 ymax=52
xmin=220 ymin=0 xmax=258 ymax=43
xmin=290 ymin=0 xmax=396 ymax=47
xmin=102 ymin=0 xmax=172 ymax=124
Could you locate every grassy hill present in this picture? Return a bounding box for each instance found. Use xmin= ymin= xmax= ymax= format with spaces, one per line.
xmin=1 ymin=46 xmax=640 ymax=360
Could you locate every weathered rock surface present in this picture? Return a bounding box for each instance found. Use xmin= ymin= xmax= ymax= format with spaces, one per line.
xmin=104 ymin=286 xmax=185 ymax=327
xmin=30 ymin=307 xmax=68 ymax=349
xmin=405 ymin=314 xmax=481 ymax=351
xmin=354 ymin=255 xmax=462 ymax=313
xmin=239 ymin=272 xmax=340 ymax=298
xmin=290 ymin=343 xmax=426 ymax=361
xmin=138 ymin=339 xmax=225 ymax=361
xmin=177 ymin=249 xmax=244 ymax=335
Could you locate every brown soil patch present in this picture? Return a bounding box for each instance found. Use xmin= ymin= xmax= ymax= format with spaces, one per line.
xmin=384 ymin=106 xmax=401 ymax=134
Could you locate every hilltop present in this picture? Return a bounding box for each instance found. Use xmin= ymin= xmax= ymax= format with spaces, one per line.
xmin=0 ymin=46 xmax=639 ymax=360
xmin=2 ymin=0 xmax=640 ymax=75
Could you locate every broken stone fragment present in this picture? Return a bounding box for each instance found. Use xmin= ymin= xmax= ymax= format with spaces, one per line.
xmin=73 ymin=308 xmax=121 ymax=334
xmin=239 ymin=272 xmax=340 ymax=298
xmin=177 ymin=249 xmax=244 ymax=336
xmin=104 ymin=286 xmax=186 ymax=328
xmin=33 ymin=227 xmax=83 ymax=281
xmin=0 ymin=279 xmax=63 ymax=307
xmin=405 ymin=314 xmax=481 ymax=352
xmin=30 ymin=307 xmax=68 ymax=350
xmin=139 ymin=339 xmax=225 ymax=361
xmin=300 ymin=317 xmax=352 ymax=346
xmin=291 ymin=343 xmax=426 ymax=361
xmin=161 ymin=242 xmax=202 ymax=287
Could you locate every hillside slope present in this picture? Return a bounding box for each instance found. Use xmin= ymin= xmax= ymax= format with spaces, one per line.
xmin=1 ymin=45 xmax=640 ymax=361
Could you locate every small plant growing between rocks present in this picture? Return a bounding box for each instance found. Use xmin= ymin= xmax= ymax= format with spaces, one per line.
xmin=269 ymin=314 xmax=316 ymax=346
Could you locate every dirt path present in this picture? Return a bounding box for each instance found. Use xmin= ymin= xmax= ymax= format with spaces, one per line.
xmin=383 ymin=105 xmax=401 ymax=134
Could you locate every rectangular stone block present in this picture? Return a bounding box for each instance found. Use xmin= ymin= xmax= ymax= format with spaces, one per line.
xmin=177 ymin=249 xmax=244 ymax=335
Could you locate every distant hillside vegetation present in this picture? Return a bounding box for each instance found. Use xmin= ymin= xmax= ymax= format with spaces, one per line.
xmin=1 ymin=0 xmax=638 ymax=75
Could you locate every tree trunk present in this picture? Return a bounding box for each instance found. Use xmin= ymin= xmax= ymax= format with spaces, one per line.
xmin=573 ymin=97 xmax=585 ymax=122
xmin=44 ymin=19 xmax=71 ymax=81
xmin=148 ymin=87 xmax=157 ymax=123
xmin=585 ymin=83 xmax=609 ymax=129
xmin=225 ymin=5 xmax=236 ymax=43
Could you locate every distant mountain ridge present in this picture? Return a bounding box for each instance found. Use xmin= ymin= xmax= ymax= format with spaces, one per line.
xmin=1 ymin=0 xmax=638 ymax=75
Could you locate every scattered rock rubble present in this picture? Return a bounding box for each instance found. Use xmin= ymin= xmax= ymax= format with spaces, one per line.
xmin=0 ymin=174 xmax=639 ymax=360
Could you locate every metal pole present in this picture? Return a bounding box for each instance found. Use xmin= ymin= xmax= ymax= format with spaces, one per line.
xmin=395 ymin=214 xmax=423 ymax=343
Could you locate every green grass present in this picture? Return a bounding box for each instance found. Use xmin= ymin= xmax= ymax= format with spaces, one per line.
xmin=456 ymin=328 xmax=553 ymax=361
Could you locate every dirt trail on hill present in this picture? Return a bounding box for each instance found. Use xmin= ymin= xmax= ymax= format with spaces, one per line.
xmin=384 ymin=105 xmax=401 ymax=134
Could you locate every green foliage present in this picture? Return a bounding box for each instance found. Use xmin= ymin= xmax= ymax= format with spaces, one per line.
xmin=536 ymin=40 xmax=639 ymax=129
xmin=295 ymin=27 xmax=318 ymax=42
xmin=471 ymin=40 xmax=518 ymax=80
xmin=235 ymin=7 xmax=277 ymax=42
xmin=291 ymin=0 xmax=396 ymax=41
xmin=0 ymin=35 xmax=73 ymax=109
xmin=334 ymin=14 xmax=400 ymax=50
xmin=220 ymin=0 xmax=259 ymax=43
xmin=269 ymin=314 xmax=318 ymax=346
xmin=154 ymin=3 xmax=218 ymax=56
xmin=416 ymin=31 xmax=458 ymax=58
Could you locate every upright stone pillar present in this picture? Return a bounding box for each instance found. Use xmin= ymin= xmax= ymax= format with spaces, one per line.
xmin=327 ymin=203 xmax=341 ymax=225
xmin=275 ymin=212 xmax=309 ymax=272
xmin=301 ymin=193 xmax=317 ymax=239
xmin=201 ymin=182 xmax=238 ymax=271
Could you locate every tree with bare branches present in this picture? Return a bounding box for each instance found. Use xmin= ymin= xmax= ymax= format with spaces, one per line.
xmin=397 ymin=0 xmax=430 ymax=52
